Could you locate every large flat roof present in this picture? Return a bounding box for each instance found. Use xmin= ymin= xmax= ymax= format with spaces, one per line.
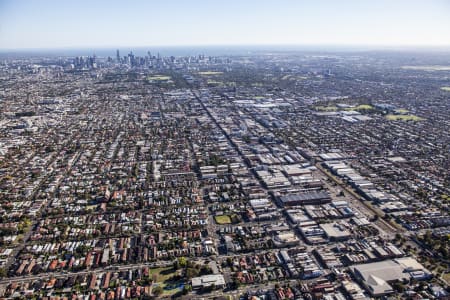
xmin=320 ymin=223 xmax=351 ymax=238
xmin=351 ymin=258 xmax=430 ymax=296
xmin=191 ymin=274 xmax=225 ymax=288
xmin=279 ymin=191 xmax=330 ymax=204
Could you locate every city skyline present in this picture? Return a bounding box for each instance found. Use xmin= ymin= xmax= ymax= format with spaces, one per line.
xmin=1 ymin=0 xmax=450 ymax=50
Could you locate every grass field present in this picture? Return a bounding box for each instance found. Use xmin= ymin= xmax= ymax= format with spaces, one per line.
xmin=315 ymin=104 xmax=373 ymax=112
xmin=149 ymin=267 xmax=183 ymax=296
xmin=394 ymin=108 xmax=409 ymax=114
xmin=402 ymin=65 xmax=450 ymax=71
xmin=441 ymin=86 xmax=450 ymax=91
xmin=214 ymin=215 xmax=232 ymax=224
xmin=149 ymin=267 xmax=175 ymax=282
xmin=344 ymin=104 xmax=374 ymax=111
xmin=386 ymin=114 xmax=425 ymax=121
xmin=147 ymin=75 xmax=171 ymax=81
xmin=443 ymin=273 xmax=450 ymax=285
xmin=281 ymin=75 xmax=307 ymax=80
xmin=206 ymin=80 xmax=223 ymax=86
xmin=198 ymin=71 xmax=223 ymax=75
xmin=315 ymin=106 xmax=338 ymax=111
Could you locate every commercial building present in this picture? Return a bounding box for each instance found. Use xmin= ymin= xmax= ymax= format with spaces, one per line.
xmin=351 ymin=258 xmax=432 ymax=297
xmin=320 ymin=223 xmax=351 ymax=241
xmin=191 ymin=274 xmax=226 ymax=290
xmin=277 ymin=191 xmax=331 ymax=207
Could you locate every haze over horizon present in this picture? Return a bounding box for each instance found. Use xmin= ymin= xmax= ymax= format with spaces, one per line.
xmin=1 ymin=0 xmax=450 ymax=50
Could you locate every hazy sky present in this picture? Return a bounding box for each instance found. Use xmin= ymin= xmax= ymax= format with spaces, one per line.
xmin=1 ymin=0 xmax=450 ymax=49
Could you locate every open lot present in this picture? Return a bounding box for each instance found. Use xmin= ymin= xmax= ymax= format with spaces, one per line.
xmin=214 ymin=215 xmax=233 ymax=224
xmin=394 ymin=108 xmax=409 ymax=113
xmin=442 ymin=273 xmax=450 ymax=286
xmin=149 ymin=267 xmax=184 ymax=296
xmin=314 ymin=105 xmax=338 ymax=111
xmin=147 ymin=75 xmax=171 ymax=81
xmin=344 ymin=104 xmax=374 ymax=111
xmin=402 ymin=65 xmax=450 ymax=71
xmin=198 ymin=71 xmax=223 ymax=75
xmin=386 ymin=114 xmax=425 ymax=121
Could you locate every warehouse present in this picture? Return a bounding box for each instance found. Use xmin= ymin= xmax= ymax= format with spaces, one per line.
xmin=277 ymin=191 xmax=331 ymax=207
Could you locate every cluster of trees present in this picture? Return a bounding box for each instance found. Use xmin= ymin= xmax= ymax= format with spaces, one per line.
xmin=419 ymin=231 xmax=449 ymax=259
xmin=15 ymin=111 xmax=36 ymax=117
xmin=152 ymin=285 xmax=163 ymax=296
xmin=0 ymin=218 xmax=32 ymax=237
xmin=173 ymin=257 xmax=213 ymax=279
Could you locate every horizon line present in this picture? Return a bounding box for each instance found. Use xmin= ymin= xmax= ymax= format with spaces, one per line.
xmin=2 ymin=43 xmax=450 ymax=53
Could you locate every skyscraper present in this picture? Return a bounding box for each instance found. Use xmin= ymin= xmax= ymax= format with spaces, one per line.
xmin=116 ymin=49 xmax=120 ymax=63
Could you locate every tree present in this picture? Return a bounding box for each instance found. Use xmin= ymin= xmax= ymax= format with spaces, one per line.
xmin=392 ymin=281 xmax=405 ymax=293
xmin=182 ymin=284 xmax=192 ymax=295
xmin=153 ymin=286 xmax=163 ymax=296
xmin=438 ymin=245 xmax=448 ymax=259
xmin=200 ymin=265 xmax=212 ymax=275
xmin=173 ymin=260 xmax=179 ymax=270
xmin=226 ymin=257 xmax=233 ymax=267
xmin=178 ymin=256 xmax=188 ymax=268
xmin=186 ymin=267 xmax=199 ymax=279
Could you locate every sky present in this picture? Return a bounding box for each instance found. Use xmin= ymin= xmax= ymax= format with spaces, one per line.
xmin=1 ymin=0 xmax=450 ymax=49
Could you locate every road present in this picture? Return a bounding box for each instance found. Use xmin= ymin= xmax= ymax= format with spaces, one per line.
xmin=0 ymin=261 xmax=173 ymax=286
